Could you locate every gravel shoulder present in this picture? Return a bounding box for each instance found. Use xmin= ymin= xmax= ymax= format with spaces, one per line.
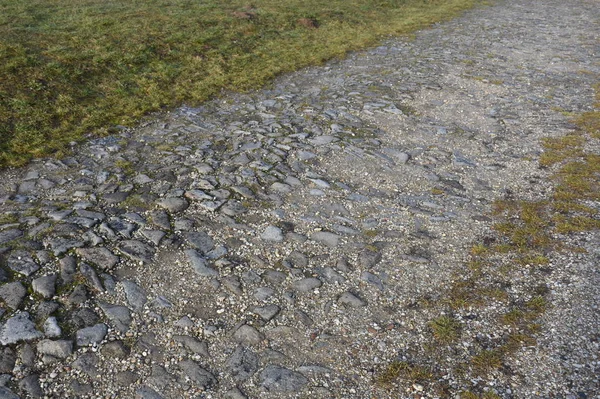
xmin=0 ymin=0 xmax=598 ymax=398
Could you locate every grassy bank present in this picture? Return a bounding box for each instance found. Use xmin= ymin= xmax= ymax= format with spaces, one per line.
xmin=0 ymin=0 xmax=477 ymax=167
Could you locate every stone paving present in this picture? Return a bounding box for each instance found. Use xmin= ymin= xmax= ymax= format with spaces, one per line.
xmin=0 ymin=0 xmax=599 ymax=397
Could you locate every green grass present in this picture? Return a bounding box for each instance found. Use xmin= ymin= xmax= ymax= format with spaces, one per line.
xmin=0 ymin=0 xmax=477 ymax=167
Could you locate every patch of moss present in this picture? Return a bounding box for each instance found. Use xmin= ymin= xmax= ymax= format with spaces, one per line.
xmin=429 ymin=315 xmax=461 ymax=343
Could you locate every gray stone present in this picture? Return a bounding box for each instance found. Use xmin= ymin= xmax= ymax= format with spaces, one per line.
xmin=32 ymin=274 xmax=57 ymax=298
xmin=227 ymin=346 xmax=258 ymax=381
xmin=72 ymin=352 xmax=98 ymax=378
xmin=98 ymin=302 xmax=132 ymax=333
xmin=119 ymin=240 xmax=155 ymax=263
xmin=381 ymin=148 xmax=410 ymax=164
xmin=178 ymin=360 xmax=217 ymax=388
xmin=122 ymin=280 xmax=147 ymax=312
xmin=101 ymin=340 xmax=130 ymax=358
xmin=19 ymin=344 xmax=35 ymax=368
xmin=233 ymin=325 xmax=264 ymax=346
xmin=140 ymin=230 xmax=166 ymax=246
xmin=0 ymin=229 xmax=23 ymax=245
xmin=254 ymin=287 xmax=276 ymax=301
xmin=361 ymin=271 xmax=384 ymax=290
xmin=338 ymin=291 xmax=366 ymax=307
xmin=318 ymin=267 xmax=346 ymax=284
xmin=149 ymin=210 xmax=171 ymax=230
xmin=37 ymin=339 xmax=73 ymax=358
xmin=80 ymin=263 xmax=104 ymax=292
xmin=358 ymin=248 xmax=382 ymax=268
xmin=6 ymin=251 xmax=39 ymax=277
xmin=75 ymin=247 xmax=119 ymax=270
xmin=184 ymin=231 xmax=214 ymax=254
xmin=252 ymin=305 xmax=280 ymax=322
xmin=261 ymin=226 xmax=284 ymax=242
xmin=260 ymin=365 xmax=308 ymax=392
xmin=185 ymin=249 xmax=218 ymax=277
xmin=222 ymin=275 xmax=243 ymax=296
xmin=173 ymin=335 xmax=209 ymax=357
xmin=184 ymin=190 xmax=212 ymax=201
xmin=65 ymin=285 xmax=88 ymax=307
xmin=0 ymin=282 xmax=27 ymax=309
xmin=292 ymin=278 xmax=322 ymax=292
xmin=0 ymin=348 xmax=15 ymax=374
xmin=76 ymin=324 xmax=108 ymax=346
xmin=263 ymin=270 xmax=286 ymax=285
xmin=115 ymin=370 xmax=139 ymax=386
xmin=224 ymin=387 xmax=248 ymax=399
xmin=44 ymin=237 xmax=85 ymax=256
xmin=156 ymin=197 xmax=189 ymax=213
xmin=310 ymin=231 xmax=340 ymax=247
xmin=59 ymin=256 xmax=77 ymax=285
xmin=0 ymin=386 xmax=20 ymax=399
xmin=70 ymin=381 xmax=92 ymax=395
xmin=0 ymin=313 xmax=42 ymax=345
xmin=43 ymin=316 xmax=62 ymax=337
xmin=103 ymin=192 xmax=129 ymax=204
xmin=136 ymin=385 xmax=165 ymax=399
xmin=18 ymin=374 xmax=42 ymax=398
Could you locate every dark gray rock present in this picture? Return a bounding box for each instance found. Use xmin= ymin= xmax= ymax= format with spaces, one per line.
xmin=0 ymin=313 xmax=42 ymax=345
xmin=101 ymin=340 xmax=130 ymax=358
xmin=310 ymin=231 xmax=340 ymax=247
xmin=122 ymin=280 xmax=147 ymax=312
xmin=18 ymin=344 xmax=35 ymax=368
xmin=252 ymin=305 xmax=280 ymax=322
xmin=119 ymin=240 xmax=155 ymax=263
xmin=178 ymin=360 xmax=217 ymax=388
xmin=292 ymin=277 xmax=322 ymax=292
xmin=79 ymin=263 xmax=104 ymax=292
xmin=224 ymin=387 xmax=248 ymax=399
xmin=59 ymin=256 xmax=77 ymax=286
xmin=156 ymin=197 xmax=189 ymax=213
xmin=173 ymin=335 xmax=209 ymax=357
xmin=36 ymin=339 xmax=73 ymax=358
xmin=0 ymin=348 xmax=15 ymax=374
xmin=358 ymin=248 xmax=382 ymax=268
xmin=0 ymin=386 xmax=20 ymax=399
xmin=98 ymin=302 xmax=132 ymax=333
xmin=233 ymin=325 xmax=264 ymax=346
xmin=360 ymin=271 xmax=384 ymax=290
xmin=185 ymin=249 xmax=218 ymax=277
xmin=76 ymin=324 xmax=108 ymax=346
xmin=260 ymin=365 xmax=308 ymax=392
xmin=44 ymin=237 xmax=84 ymax=256
xmin=75 ymin=247 xmax=119 ymax=270
xmin=222 ymin=275 xmax=243 ymax=296
xmin=140 ymin=230 xmax=166 ymax=246
xmin=0 ymin=229 xmax=23 ymax=245
xmin=115 ymin=370 xmax=139 ymax=386
xmin=32 ymin=274 xmax=57 ymax=298
xmin=184 ymin=231 xmax=214 ymax=254
xmin=338 ymin=291 xmax=366 ymax=307
xmin=72 ymin=352 xmax=98 ymax=378
xmin=18 ymin=374 xmax=43 ymax=398
xmin=227 ymin=346 xmax=259 ymax=381
xmin=0 ymin=282 xmax=27 ymax=309
xmin=6 ymin=251 xmax=39 ymax=277
xmin=136 ymin=385 xmax=165 ymax=399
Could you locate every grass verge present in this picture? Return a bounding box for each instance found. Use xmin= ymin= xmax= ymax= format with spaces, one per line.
xmin=1 ymin=0 xmax=478 ymax=167
xmin=376 ymin=84 xmax=600 ymax=395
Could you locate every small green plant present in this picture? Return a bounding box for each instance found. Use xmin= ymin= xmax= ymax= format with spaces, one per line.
xmin=429 ymin=315 xmax=461 ymax=343
xmin=377 ymin=361 xmax=434 ymax=385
